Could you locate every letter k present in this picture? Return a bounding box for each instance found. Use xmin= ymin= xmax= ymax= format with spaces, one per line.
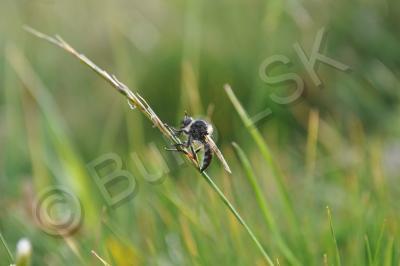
xmin=293 ymin=27 xmax=350 ymax=87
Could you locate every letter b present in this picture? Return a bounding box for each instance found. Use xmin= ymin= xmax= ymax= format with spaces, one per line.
xmin=87 ymin=153 xmax=138 ymax=208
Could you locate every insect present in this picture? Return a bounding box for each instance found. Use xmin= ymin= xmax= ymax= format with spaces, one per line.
xmin=165 ymin=112 xmax=232 ymax=174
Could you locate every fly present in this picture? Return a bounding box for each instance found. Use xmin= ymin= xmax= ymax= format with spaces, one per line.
xmin=165 ymin=112 xmax=232 ymax=174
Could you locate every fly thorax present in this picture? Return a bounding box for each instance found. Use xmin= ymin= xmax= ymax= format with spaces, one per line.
xmin=189 ymin=120 xmax=209 ymax=141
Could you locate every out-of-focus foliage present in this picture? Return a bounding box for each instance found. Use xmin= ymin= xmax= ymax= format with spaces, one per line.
xmin=1 ymin=0 xmax=399 ymax=265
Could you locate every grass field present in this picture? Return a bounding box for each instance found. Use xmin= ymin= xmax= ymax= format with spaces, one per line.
xmin=1 ymin=0 xmax=400 ymax=265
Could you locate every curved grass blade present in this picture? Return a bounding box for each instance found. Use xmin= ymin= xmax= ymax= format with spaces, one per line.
xmin=225 ymin=84 xmax=310 ymax=258
xmin=327 ymin=206 xmax=341 ymax=266
xmin=24 ymin=26 xmax=275 ymax=265
xmin=0 ymin=231 xmax=14 ymax=264
xmin=232 ymin=142 xmax=301 ymax=265
xmin=201 ymin=171 xmax=275 ymax=265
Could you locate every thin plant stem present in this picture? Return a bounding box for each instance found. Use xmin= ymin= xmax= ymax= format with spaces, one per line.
xmin=24 ymin=26 xmax=274 ymax=265
xmin=373 ymin=221 xmax=386 ymax=265
xmin=224 ymin=84 xmax=296 ymax=222
xmin=0 ymin=231 xmax=14 ymax=264
xmin=201 ymin=171 xmax=274 ymax=265
xmin=225 ymin=84 xmax=311 ymax=259
xmin=91 ymin=250 xmax=111 ymax=266
xmin=365 ymin=235 xmax=373 ymax=266
xmin=232 ymin=142 xmax=300 ymax=266
xmin=327 ymin=206 xmax=341 ymax=266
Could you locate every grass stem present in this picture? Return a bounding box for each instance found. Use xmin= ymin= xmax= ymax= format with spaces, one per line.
xmin=327 ymin=206 xmax=341 ymax=266
xmin=25 ymin=26 xmax=274 ymax=265
xmin=201 ymin=171 xmax=274 ymax=265
xmin=0 ymin=231 xmax=14 ymax=264
xmin=232 ymin=142 xmax=300 ymax=265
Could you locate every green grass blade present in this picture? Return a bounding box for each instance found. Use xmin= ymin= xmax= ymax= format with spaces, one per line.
xmin=305 ymin=109 xmax=319 ymax=179
xmin=91 ymin=250 xmax=112 ymax=266
xmin=201 ymin=171 xmax=275 ymax=266
xmin=6 ymin=44 xmax=99 ymax=223
xmin=232 ymin=142 xmax=277 ymax=230
xmin=0 ymin=231 xmax=14 ymax=264
xmin=232 ymin=142 xmax=301 ymax=265
xmin=327 ymin=206 xmax=341 ymax=266
xmin=383 ymin=237 xmax=394 ymax=266
xmin=225 ymin=84 xmax=311 ymax=258
xmin=373 ymin=221 xmax=385 ymax=265
xmin=225 ymin=85 xmax=295 ymax=220
xmin=365 ymin=235 xmax=373 ymax=266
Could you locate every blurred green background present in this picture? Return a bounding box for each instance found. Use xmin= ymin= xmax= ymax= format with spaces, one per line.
xmin=1 ymin=0 xmax=400 ymax=265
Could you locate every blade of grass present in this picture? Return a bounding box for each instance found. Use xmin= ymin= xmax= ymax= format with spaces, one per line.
xmin=25 ymin=26 xmax=274 ymax=265
xmin=0 ymin=231 xmax=14 ymax=264
xmin=23 ymin=26 xmax=196 ymax=166
xmin=20 ymin=92 xmax=51 ymax=191
xmin=225 ymin=84 xmax=309 ymax=258
xmin=201 ymin=171 xmax=274 ymax=265
xmin=365 ymin=235 xmax=373 ymax=266
xmin=180 ymin=0 xmax=204 ymax=115
xmin=323 ymin=254 xmax=328 ymax=266
xmin=305 ymin=109 xmax=319 ymax=178
xmin=225 ymin=85 xmax=295 ymax=220
xmin=157 ymin=190 xmax=211 ymax=237
xmin=6 ymin=44 xmax=99 ymax=225
xmin=373 ymin=220 xmax=385 ymax=265
xmin=232 ymin=142 xmax=301 ymax=265
xmin=91 ymin=250 xmax=112 ymax=266
xmin=327 ymin=206 xmax=341 ymax=266
xmin=179 ymin=215 xmax=199 ymax=258
xmin=383 ymin=237 xmax=394 ymax=266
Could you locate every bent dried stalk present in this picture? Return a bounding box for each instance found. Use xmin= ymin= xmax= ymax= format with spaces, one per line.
xmin=23 ymin=26 xmax=197 ymax=167
xmin=25 ymin=26 xmax=274 ymax=265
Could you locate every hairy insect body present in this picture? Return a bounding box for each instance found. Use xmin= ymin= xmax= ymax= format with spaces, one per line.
xmin=185 ymin=120 xmax=213 ymax=172
xmin=201 ymin=142 xmax=213 ymax=172
xmin=166 ymin=113 xmax=231 ymax=173
xmin=186 ymin=120 xmax=213 ymax=141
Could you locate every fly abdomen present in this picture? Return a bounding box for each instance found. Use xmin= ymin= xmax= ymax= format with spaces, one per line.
xmin=200 ymin=142 xmax=213 ymax=172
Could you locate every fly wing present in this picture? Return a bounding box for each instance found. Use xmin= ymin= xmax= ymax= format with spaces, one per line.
xmin=205 ymin=135 xmax=232 ymax=174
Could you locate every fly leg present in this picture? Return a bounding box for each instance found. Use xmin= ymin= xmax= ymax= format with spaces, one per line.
xmin=165 ymin=136 xmax=200 ymax=168
xmin=189 ymin=144 xmax=199 ymax=167
xmin=165 ymin=146 xmax=191 ymax=156
xmin=164 ymin=123 xmax=183 ymax=137
xmin=176 ymin=136 xmax=199 ymax=165
xmin=165 ymin=136 xmax=191 ymax=154
xmin=164 ymin=126 xmax=189 ymax=155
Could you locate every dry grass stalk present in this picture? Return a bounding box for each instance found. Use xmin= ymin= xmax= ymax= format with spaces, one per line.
xmin=24 ymin=26 xmax=274 ymax=265
xmin=23 ymin=26 xmax=198 ymax=168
